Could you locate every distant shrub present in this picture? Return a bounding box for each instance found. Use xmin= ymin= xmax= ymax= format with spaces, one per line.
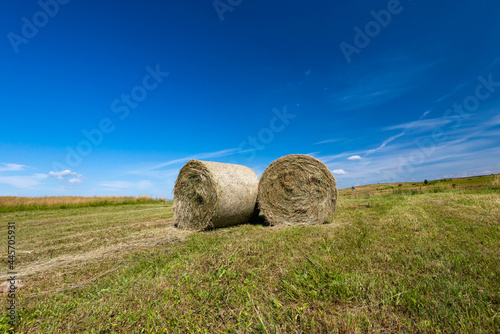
xmin=393 ymin=189 xmax=421 ymax=196
xmin=429 ymin=186 xmax=446 ymax=193
xmin=424 ymin=179 xmax=429 ymax=185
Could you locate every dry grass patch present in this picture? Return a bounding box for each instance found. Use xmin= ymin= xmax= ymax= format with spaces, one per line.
xmin=0 ymin=196 xmax=166 ymax=213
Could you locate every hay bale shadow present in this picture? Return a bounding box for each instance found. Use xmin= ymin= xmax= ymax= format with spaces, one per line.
xmin=249 ymin=214 xmax=271 ymax=227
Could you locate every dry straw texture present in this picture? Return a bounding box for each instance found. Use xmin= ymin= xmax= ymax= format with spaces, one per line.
xmin=258 ymin=154 xmax=337 ymax=226
xmin=174 ymin=160 xmax=259 ymax=230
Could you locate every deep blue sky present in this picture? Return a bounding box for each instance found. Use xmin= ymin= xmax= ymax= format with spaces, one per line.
xmin=1 ymin=0 xmax=500 ymax=197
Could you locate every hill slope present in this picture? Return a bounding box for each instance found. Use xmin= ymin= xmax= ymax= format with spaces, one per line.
xmin=339 ymin=173 xmax=500 ymax=198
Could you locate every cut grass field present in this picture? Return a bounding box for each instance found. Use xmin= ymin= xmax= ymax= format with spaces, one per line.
xmin=1 ymin=177 xmax=499 ymax=333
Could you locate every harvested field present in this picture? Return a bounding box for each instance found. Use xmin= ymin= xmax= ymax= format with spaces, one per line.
xmin=1 ymin=184 xmax=499 ymax=333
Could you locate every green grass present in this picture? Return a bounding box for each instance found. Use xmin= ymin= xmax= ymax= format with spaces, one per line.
xmin=1 ymin=187 xmax=499 ymax=333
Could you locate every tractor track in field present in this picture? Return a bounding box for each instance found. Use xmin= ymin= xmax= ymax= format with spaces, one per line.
xmin=0 ymin=222 xmax=190 ymax=281
xmin=1 ymin=206 xmax=172 ymax=230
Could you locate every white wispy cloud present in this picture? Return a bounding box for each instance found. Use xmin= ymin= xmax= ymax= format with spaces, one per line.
xmin=385 ymin=118 xmax=451 ymax=132
xmin=366 ymin=131 xmax=406 ymax=155
xmin=316 ymin=67 xmax=500 ymax=188
xmin=319 ymin=152 xmax=356 ymax=164
xmin=332 ymin=169 xmax=346 ymax=175
xmin=435 ymin=81 xmax=470 ymax=103
xmin=0 ymin=163 xmax=29 ymax=172
xmin=48 ymin=170 xmax=81 ymax=180
xmin=489 ymin=57 xmax=500 ymax=69
xmin=347 ymin=155 xmax=362 ymax=161
xmin=138 ymin=148 xmax=240 ymax=173
xmin=314 ymin=138 xmax=342 ymax=145
xmin=101 ymin=180 xmax=153 ymax=190
xmin=364 ymin=110 xmax=437 ymax=157
xmin=48 ymin=169 xmax=84 ymax=186
xmin=0 ymin=174 xmax=47 ymax=189
xmin=328 ymin=57 xmax=436 ymax=112
xmin=324 ymin=117 xmax=500 ymax=188
xmin=69 ymin=178 xmax=83 ymax=186
xmin=487 ymin=113 xmax=500 ymax=126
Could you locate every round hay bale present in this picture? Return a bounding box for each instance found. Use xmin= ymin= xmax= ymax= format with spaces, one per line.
xmin=258 ymin=154 xmax=337 ymax=226
xmin=174 ymin=160 xmax=259 ymax=230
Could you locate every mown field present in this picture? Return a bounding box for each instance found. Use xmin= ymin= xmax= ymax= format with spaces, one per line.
xmin=1 ymin=177 xmax=499 ymax=333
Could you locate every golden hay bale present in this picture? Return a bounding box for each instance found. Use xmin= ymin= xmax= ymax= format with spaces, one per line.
xmin=174 ymin=160 xmax=259 ymax=230
xmin=258 ymin=154 xmax=337 ymax=226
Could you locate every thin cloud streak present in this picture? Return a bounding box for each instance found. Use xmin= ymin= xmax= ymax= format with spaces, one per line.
xmin=320 ymin=107 xmax=500 ymax=188
xmin=384 ymin=118 xmax=451 ymax=132
xmin=314 ymin=138 xmax=342 ymax=145
xmin=0 ymin=163 xmax=29 ymax=172
xmin=131 ymin=148 xmax=241 ymax=174
xmin=366 ymin=131 xmax=405 ymax=156
xmin=101 ymin=180 xmax=154 ymax=190
xmin=365 ymin=109 xmax=436 ymax=157
xmin=0 ymin=174 xmax=47 ymax=189
xmin=328 ymin=59 xmax=437 ymax=112
xmin=435 ymin=81 xmax=470 ymax=103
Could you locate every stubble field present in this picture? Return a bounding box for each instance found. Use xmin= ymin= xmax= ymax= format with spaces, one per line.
xmin=1 ymin=176 xmax=499 ymax=333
